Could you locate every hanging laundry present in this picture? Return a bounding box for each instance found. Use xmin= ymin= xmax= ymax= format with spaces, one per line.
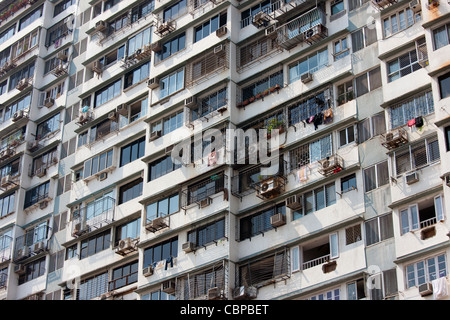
xmin=323 ymin=108 xmax=333 ymax=124
xmin=207 ymin=151 xmax=217 ymax=166
xmin=308 ymin=115 xmax=315 ymax=124
xmin=298 ymin=166 xmax=308 ymax=182
xmin=432 ymin=277 xmax=448 ymax=300
xmin=313 ymin=112 xmax=323 ymax=130
xmin=415 ymin=116 xmax=424 ymax=128
xmin=407 ymin=118 xmax=416 ymax=127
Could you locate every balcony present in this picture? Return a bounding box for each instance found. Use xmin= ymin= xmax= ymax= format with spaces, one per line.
xmin=371 ymin=0 xmax=398 ymax=10
xmin=237 ymin=37 xmax=282 ymax=73
xmin=317 ymin=154 xmax=344 ymax=177
xmin=71 ymin=196 xmax=115 ymax=237
xmin=381 ymin=127 xmax=408 ymax=150
xmin=0 ymin=173 xmax=20 ymax=192
xmin=28 ymin=159 xmax=58 ymax=178
xmin=271 ymin=7 xmax=327 ymax=50
xmin=181 ymin=173 xmax=228 ymax=211
xmin=13 ymin=225 xmax=51 ymax=262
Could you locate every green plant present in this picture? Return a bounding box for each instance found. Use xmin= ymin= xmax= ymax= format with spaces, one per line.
xmin=265 ymin=118 xmax=285 ymax=134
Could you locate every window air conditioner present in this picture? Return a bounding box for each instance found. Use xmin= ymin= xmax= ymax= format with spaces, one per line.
xmin=418 ymin=282 xmax=433 ymax=296
xmin=149 ymin=130 xmax=162 ymax=141
xmin=35 ymin=167 xmax=47 ymax=178
xmin=12 ymin=110 xmax=24 ymax=122
xmin=259 ymin=178 xmax=280 ymax=196
xmin=1 ymin=175 xmax=12 ymax=188
xmin=33 ymin=241 xmax=45 ymax=253
xmin=115 ymin=104 xmax=127 ymax=116
xmin=116 ymin=237 xmax=134 ymax=253
xmin=409 ymin=0 xmax=421 ymax=12
xmin=445 ymin=175 xmax=450 ymax=187
xmin=207 ymin=287 xmax=222 ymax=300
xmin=184 ymin=96 xmax=197 ymax=108
xmin=39 ymin=201 xmax=48 ymax=209
xmin=270 ymin=212 xmax=286 ymax=228
xmin=14 ymin=264 xmax=26 ymax=275
xmin=95 ymin=20 xmax=108 ymax=32
xmin=108 ymin=111 xmax=117 ymax=121
xmin=216 ymin=26 xmax=227 ymax=37
xmin=182 ymin=241 xmax=195 ymax=253
xmin=265 ymin=25 xmax=277 ymax=37
xmin=151 ymin=41 xmax=162 ymax=52
xmin=92 ymin=61 xmax=104 ymax=74
xmin=16 ymin=247 xmax=29 ymax=260
xmin=213 ymin=44 xmax=225 ymax=55
xmin=44 ymin=98 xmax=55 ymax=108
xmin=286 ymin=195 xmax=302 ymax=210
xmin=161 ymin=280 xmax=176 ymax=294
xmin=233 ymin=286 xmax=257 ymax=300
xmin=147 ymin=77 xmax=159 ymax=89
xmin=143 ymin=266 xmax=154 ymax=277
xmin=405 ymin=172 xmax=419 ymax=185
xmin=98 ymin=172 xmax=108 ymax=181
xmin=301 ymin=72 xmax=313 ymax=84
xmin=199 ymin=197 xmax=212 ymax=208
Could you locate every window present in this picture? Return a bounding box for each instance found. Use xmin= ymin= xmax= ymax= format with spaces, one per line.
xmin=36 ymin=113 xmax=60 ymax=140
xmin=48 ymin=250 xmax=64 ymax=273
xmin=365 ymin=213 xmax=394 ymax=246
xmin=355 ymin=67 xmax=381 ymax=97
xmin=0 ymin=127 xmax=25 ymax=151
xmin=240 ymin=71 xmax=282 ymax=105
xmin=142 ymin=290 xmax=176 ymax=300
xmin=389 ymin=91 xmax=434 ymax=129
xmin=108 ymin=13 xmax=128 ymax=34
xmin=383 ymin=7 xmax=421 ymax=38
xmin=438 ymin=72 xmax=450 ymax=99
xmin=24 ymin=181 xmax=50 ymax=209
xmin=186 ymin=174 xmax=225 ymax=205
xmin=120 ymin=136 xmax=145 ymax=167
xmin=143 ymin=237 xmax=178 ymax=268
xmin=238 ymin=250 xmax=288 ymax=287
xmin=160 ymin=68 xmax=184 ymax=99
xmin=347 ymin=279 xmax=366 ymax=300
xmin=339 ymin=125 xmax=355 ymax=147
xmin=0 ymin=25 xmax=15 ymax=46
xmin=10 ymin=29 xmax=39 ymax=61
xmin=53 ymin=212 xmax=67 ymax=233
xmin=32 ymin=148 xmax=58 ymax=176
xmin=79 ymin=272 xmax=108 ymax=300
xmin=432 ymin=23 xmax=450 ymax=50
xmin=94 ymin=79 xmax=122 ymax=108
xmin=163 ymin=0 xmax=187 ymax=22
xmin=65 ymin=244 xmax=77 ymax=260
xmin=19 ymin=6 xmax=43 ymax=31
xmin=3 ymin=93 xmax=32 ymax=122
xmin=239 ymin=37 xmax=277 ymax=68
xmin=83 ymin=149 xmax=114 ymax=179
xmin=289 ymin=134 xmax=333 ymax=170
xmin=406 ymin=254 xmax=447 ymax=288
xmin=240 ymin=0 xmax=273 ymax=28
xmin=187 ymin=218 xmax=225 ymax=248
xmin=115 ymin=218 xmax=140 ymax=245
xmin=0 ymin=158 xmax=20 ymax=181
xmin=351 ymin=26 xmax=377 ymax=53
xmin=358 ymin=112 xmax=386 ymax=143
xmin=98 ymin=45 xmax=125 ymax=69
xmin=181 ymin=264 xmax=225 ymax=299
xmin=54 ymin=0 xmax=76 ymax=16
xmin=119 ymin=96 xmax=148 ymax=128
xmin=146 ymin=193 xmax=179 ymax=221
xmin=148 ymin=155 xmax=182 ymax=181
xmin=151 ymin=109 xmax=184 ymax=136
xmin=104 ymin=0 xmax=123 ymax=11
xmin=292 ymin=183 xmax=336 ymax=220
xmin=0 ymin=193 xmax=15 ymax=217
xmin=387 ymin=49 xmax=421 ymax=82
xmin=289 ymin=48 xmax=328 ymax=83
xmin=345 ymin=224 xmax=362 ymax=245
xmin=240 ymin=203 xmax=286 ymax=240
xmin=400 ymin=195 xmax=445 ymax=234
xmin=127 ymin=26 xmax=152 ymax=56
xmin=333 ymin=37 xmax=349 ymax=61
xmin=331 ymin=0 xmax=344 ymax=15
xmin=78 ymin=132 xmax=88 ymax=148
xmin=192 ymin=87 xmax=227 ymax=120
xmin=445 ymin=126 xmax=450 ymax=152
xmin=119 ymin=178 xmax=143 ymax=204
xmin=363 ymin=161 xmax=389 ymax=192
xmin=341 ymin=173 xmax=356 ymax=193
xmin=131 ymin=0 xmax=155 ymax=23
xmin=308 ymin=289 xmax=341 ymax=300
xmin=18 ymin=257 xmax=46 ymax=285
xmin=155 ymin=33 xmax=186 ymax=62
xmin=89 ymin=119 xmax=118 ymax=144
xmin=394 ymin=137 xmax=440 ymax=175
xmin=8 ymin=62 xmax=35 ymax=91
xmin=109 ymin=261 xmax=138 ymax=291
xmin=80 ymin=230 xmax=111 ymax=259
xmin=194 ymin=12 xmax=227 ymax=43
xmin=46 ymin=19 xmax=70 ymax=47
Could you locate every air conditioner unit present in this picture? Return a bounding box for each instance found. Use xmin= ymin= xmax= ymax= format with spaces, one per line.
xmin=14 ymin=264 xmax=26 ymax=275
xmin=116 ymin=104 xmax=128 ymax=116
xmin=108 ymin=111 xmax=117 ymax=121
xmin=199 ymin=197 xmax=212 ymax=208
xmin=182 ymin=241 xmax=195 ymax=253
xmin=409 ymin=0 xmax=422 ymax=12
xmin=57 ymin=50 xmax=68 ymax=62
xmin=149 ymin=130 xmax=162 ymax=141
xmin=116 ymin=237 xmax=134 ymax=253
xmin=252 ymin=11 xmax=270 ymax=27
xmin=39 ymin=201 xmax=48 ymax=209
xmin=98 ymin=172 xmax=108 ymax=181
xmin=151 ymin=41 xmax=162 ymax=52
xmin=207 ymin=287 xmax=222 ymax=300
xmin=161 ymin=280 xmax=176 ymax=294
xmin=95 ymin=20 xmax=108 ymax=32
xmin=35 ymin=167 xmax=47 ymax=178
xmin=78 ymin=111 xmax=93 ymax=125
xmin=146 ymin=216 xmax=167 ymax=232
xmin=27 ymin=140 xmax=40 ymax=152
xmin=418 ymin=282 xmax=433 ymax=296
xmin=143 ymin=266 xmax=154 ymax=277
xmin=12 ymin=110 xmax=24 ymax=122
xmin=214 ymin=44 xmax=225 ymax=55
xmin=1 ymin=175 xmax=12 ymax=188
xmin=72 ymin=223 xmax=84 ymax=237
xmin=270 ymin=212 xmax=286 ymax=228
xmin=445 ymin=175 xmax=450 ymax=187
xmin=265 ymin=25 xmax=277 ymax=37
xmin=92 ymin=61 xmax=104 ymax=74
xmin=44 ymin=98 xmax=55 ymax=108
xmin=216 ymin=26 xmax=227 ymax=37
xmin=16 ymin=247 xmax=29 ymax=260
xmin=301 ymin=72 xmax=313 ymax=84
xmin=286 ymin=195 xmax=302 ymax=210
xmin=147 ymin=77 xmax=159 ymax=89
xmin=184 ymin=96 xmax=197 ymax=108
xmin=233 ymin=286 xmax=257 ymax=300
xmin=33 ymin=241 xmax=45 ymax=253
xmin=16 ymin=79 xmax=29 ymax=91
xmin=405 ymin=172 xmax=419 ymax=185
xmin=259 ymin=178 xmax=280 ymax=196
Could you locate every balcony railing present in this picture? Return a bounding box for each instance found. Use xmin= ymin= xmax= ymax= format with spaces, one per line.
xmin=302 ymin=254 xmax=330 ymax=270
xmin=71 ymin=197 xmax=115 ymax=237
xmin=272 ymin=7 xmax=327 ymax=50
xmin=13 ymin=225 xmax=51 ymax=262
xmin=181 ymin=173 xmax=228 ymax=210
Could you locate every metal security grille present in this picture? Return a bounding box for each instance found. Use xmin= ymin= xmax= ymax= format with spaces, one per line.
xmin=237 ymin=37 xmax=281 ymax=72
xmin=185 ymin=42 xmax=229 ymax=87
xmin=345 ymin=225 xmax=362 ymax=245
xmin=394 ymin=137 xmax=440 ymax=175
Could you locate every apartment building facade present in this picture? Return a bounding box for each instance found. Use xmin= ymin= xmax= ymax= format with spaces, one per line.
xmin=0 ymin=0 xmax=448 ymax=301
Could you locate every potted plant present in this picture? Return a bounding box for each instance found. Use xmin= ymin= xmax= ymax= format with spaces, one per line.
xmin=262 ymin=89 xmax=269 ymax=97
xmin=242 ymin=99 xmax=249 ymax=106
xmin=265 ymin=118 xmax=285 ymax=138
xmin=255 ymin=92 xmax=262 ymax=99
xmin=427 ymin=0 xmax=439 ymax=8
xmin=249 ymin=96 xmax=255 ymax=103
